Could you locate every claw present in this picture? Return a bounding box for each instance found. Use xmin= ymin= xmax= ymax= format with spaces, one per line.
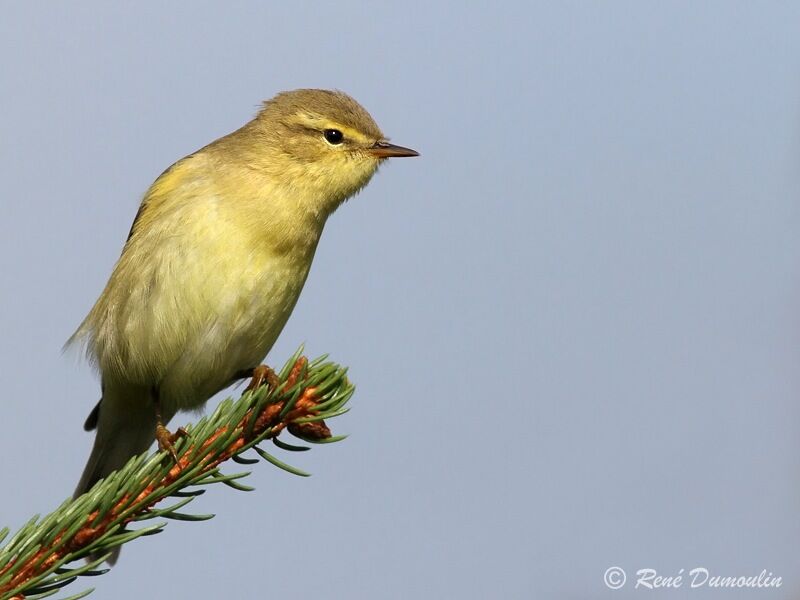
xmin=156 ymin=424 xmax=187 ymax=462
xmin=244 ymin=365 xmax=279 ymax=393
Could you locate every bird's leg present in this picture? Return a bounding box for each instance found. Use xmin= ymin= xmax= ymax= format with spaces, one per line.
xmin=239 ymin=365 xmax=280 ymax=393
xmin=153 ymin=389 xmax=187 ymax=462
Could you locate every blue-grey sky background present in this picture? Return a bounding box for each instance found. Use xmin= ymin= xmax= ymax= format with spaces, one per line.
xmin=2 ymin=2 xmax=800 ymax=598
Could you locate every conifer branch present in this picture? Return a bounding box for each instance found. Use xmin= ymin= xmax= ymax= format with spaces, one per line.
xmin=0 ymin=349 xmax=354 ymax=600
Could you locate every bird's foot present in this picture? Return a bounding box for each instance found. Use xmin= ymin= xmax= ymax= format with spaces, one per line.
xmin=243 ymin=364 xmax=280 ymax=393
xmin=155 ymin=424 xmax=188 ymax=462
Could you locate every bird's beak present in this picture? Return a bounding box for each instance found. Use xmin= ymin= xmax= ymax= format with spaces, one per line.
xmin=368 ymin=140 xmax=420 ymax=158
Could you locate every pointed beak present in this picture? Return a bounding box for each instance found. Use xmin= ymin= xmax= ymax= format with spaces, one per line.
xmin=368 ymin=140 xmax=420 ymax=158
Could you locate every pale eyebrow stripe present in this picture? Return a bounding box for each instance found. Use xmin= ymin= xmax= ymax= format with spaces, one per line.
xmin=286 ymin=116 xmax=372 ymax=144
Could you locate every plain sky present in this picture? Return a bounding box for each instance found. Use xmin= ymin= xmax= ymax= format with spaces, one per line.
xmin=2 ymin=2 xmax=800 ymax=599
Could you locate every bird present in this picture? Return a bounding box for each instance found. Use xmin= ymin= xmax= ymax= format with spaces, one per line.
xmin=68 ymin=89 xmax=418 ymax=546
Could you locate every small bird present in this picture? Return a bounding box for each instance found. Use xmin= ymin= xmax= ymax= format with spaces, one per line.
xmin=68 ymin=89 xmax=418 ymax=529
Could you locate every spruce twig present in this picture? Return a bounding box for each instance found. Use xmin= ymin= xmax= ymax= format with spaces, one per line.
xmin=0 ymin=349 xmax=354 ymax=600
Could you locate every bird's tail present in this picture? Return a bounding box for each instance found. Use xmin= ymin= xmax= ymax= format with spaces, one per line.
xmin=74 ymin=389 xmax=157 ymax=564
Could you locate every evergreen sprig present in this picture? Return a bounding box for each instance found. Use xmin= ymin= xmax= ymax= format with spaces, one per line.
xmin=0 ymin=349 xmax=354 ymax=600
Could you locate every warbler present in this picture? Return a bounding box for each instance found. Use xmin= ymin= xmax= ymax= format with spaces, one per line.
xmin=69 ymin=89 xmax=418 ymax=523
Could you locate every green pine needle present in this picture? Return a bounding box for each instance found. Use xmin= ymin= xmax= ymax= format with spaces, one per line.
xmin=0 ymin=350 xmax=354 ymax=600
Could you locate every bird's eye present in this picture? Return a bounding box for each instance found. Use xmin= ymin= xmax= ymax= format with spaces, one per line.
xmin=323 ymin=129 xmax=344 ymax=145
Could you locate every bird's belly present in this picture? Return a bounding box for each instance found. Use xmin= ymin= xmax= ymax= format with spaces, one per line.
xmin=155 ymin=251 xmax=312 ymax=413
xmin=98 ymin=221 xmax=315 ymax=417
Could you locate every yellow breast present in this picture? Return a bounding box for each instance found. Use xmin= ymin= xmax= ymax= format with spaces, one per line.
xmin=71 ymin=151 xmax=324 ymax=410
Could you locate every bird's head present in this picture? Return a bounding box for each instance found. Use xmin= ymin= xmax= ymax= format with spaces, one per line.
xmin=240 ymin=89 xmax=418 ymax=216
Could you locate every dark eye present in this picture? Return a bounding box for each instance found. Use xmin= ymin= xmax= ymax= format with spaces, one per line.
xmin=323 ymin=129 xmax=344 ymax=145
